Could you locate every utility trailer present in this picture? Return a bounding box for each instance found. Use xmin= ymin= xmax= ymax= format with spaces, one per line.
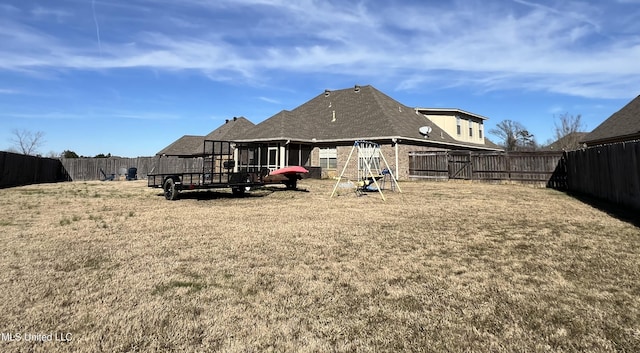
xmin=148 ymin=140 xmax=299 ymax=200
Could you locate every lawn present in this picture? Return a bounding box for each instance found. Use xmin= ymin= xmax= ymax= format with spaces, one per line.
xmin=0 ymin=179 xmax=638 ymax=352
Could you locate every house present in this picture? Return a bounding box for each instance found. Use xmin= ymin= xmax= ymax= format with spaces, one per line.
xmin=156 ymin=117 xmax=254 ymax=157
xmin=543 ymin=132 xmax=589 ymax=151
xmin=416 ymin=108 xmax=488 ymax=145
xmin=232 ymin=85 xmax=501 ymax=180
xmin=156 ymin=85 xmax=501 ymax=180
xmin=582 ymin=95 xmax=640 ymax=146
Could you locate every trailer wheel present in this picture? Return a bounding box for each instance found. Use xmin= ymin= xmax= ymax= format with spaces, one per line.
xmin=231 ymin=175 xmax=251 ymax=196
xmin=164 ymin=178 xmax=179 ymax=200
xmin=284 ymin=179 xmax=297 ymax=189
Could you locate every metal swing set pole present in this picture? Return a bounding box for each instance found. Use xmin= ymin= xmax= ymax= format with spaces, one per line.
xmin=378 ymin=149 xmax=402 ymax=193
xmin=361 ymin=141 xmax=386 ymax=201
xmin=330 ymin=140 xmax=401 ymax=200
xmin=330 ymin=142 xmax=358 ymax=198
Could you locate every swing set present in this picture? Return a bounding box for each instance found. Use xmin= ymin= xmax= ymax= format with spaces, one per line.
xmin=330 ymin=140 xmax=402 ymax=200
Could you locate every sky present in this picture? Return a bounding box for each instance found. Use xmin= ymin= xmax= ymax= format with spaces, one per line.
xmin=1 ymin=0 xmax=639 ymax=157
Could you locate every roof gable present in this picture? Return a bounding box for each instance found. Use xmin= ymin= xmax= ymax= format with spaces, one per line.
xmin=204 ymin=116 xmax=254 ymax=141
xmin=156 ymin=117 xmax=255 ymax=156
xmin=156 ymin=135 xmax=204 ymax=156
xmin=544 ymin=132 xmax=589 ymax=151
xmin=583 ymin=95 xmax=640 ymax=145
xmin=235 ymin=110 xmax=296 ymax=141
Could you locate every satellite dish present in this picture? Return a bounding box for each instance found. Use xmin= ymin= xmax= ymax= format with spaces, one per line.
xmin=419 ymin=126 xmax=432 ymax=136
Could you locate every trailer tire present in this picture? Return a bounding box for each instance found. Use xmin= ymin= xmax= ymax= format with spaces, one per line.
xmin=164 ymin=178 xmax=179 ymax=201
xmin=284 ymin=179 xmax=297 ymax=190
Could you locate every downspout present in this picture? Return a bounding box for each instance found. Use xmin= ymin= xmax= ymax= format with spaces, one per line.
xmin=393 ymin=138 xmax=399 ymax=180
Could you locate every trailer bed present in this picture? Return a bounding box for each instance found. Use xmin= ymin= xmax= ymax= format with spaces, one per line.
xmin=147 ymin=140 xmax=302 ymax=200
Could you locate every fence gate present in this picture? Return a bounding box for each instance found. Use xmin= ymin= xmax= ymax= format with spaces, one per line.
xmin=408 ymin=150 xmax=565 ymax=184
xmin=448 ymin=151 xmax=472 ymax=179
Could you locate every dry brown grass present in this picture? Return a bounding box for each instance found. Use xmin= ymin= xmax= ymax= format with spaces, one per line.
xmin=0 ymin=179 xmax=638 ymax=352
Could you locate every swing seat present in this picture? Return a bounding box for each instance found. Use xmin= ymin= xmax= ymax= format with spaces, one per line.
xmin=365 ymin=184 xmax=378 ymax=191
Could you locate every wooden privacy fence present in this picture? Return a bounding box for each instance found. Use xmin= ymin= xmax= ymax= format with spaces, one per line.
xmin=564 ymin=140 xmax=640 ymax=211
xmin=409 ymin=151 xmax=565 ymax=184
xmin=0 ymin=152 xmax=71 ymax=188
xmin=61 ymin=157 xmax=322 ymax=181
xmin=61 ymin=156 xmax=204 ymax=181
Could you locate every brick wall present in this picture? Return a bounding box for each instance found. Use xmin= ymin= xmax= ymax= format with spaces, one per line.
xmin=310 ymin=143 xmax=446 ymax=180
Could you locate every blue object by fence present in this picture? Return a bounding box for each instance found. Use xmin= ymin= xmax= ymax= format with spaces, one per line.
xmin=126 ymin=167 xmax=137 ymax=181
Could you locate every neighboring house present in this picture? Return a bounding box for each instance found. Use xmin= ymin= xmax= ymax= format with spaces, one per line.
xmin=416 ymin=108 xmax=488 ymax=145
xmin=483 ymin=138 xmax=503 ymax=150
xmin=156 ymin=117 xmax=254 ymax=157
xmin=543 ymin=132 xmax=589 ymax=151
xmin=232 ymin=85 xmax=501 ymax=180
xmin=156 ymin=135 xmax=205 ymax=157
xmin=582 ymin=95 xmax=640 ymax=146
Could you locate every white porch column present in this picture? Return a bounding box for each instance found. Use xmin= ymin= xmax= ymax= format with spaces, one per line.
xmin=233 ymin=147 xmax=239 ymax=172
xmin=279 ymin=145 xmax=286 ymax=168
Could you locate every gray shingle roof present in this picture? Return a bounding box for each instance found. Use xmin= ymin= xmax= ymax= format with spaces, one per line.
xmin=483 ymin=138 xmax=503 ymax=150
xmin=205 ymin=116 xmax=255 ymax=141
xmin=156 ymin=135 xmax=204 ymax=156
xmin=237 ymin=85 xmax=498 ymax=150
xmin=583 ymin=95 xmax=640 ymax=145
xmin=543 ymin=132 xmax=589 ymax=151
xmin=156 ymin=117 xmax=255 ymax=156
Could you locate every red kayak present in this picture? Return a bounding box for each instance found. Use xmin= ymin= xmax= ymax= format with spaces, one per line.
xmin=269 ymin=166 xmax=309 ymax=175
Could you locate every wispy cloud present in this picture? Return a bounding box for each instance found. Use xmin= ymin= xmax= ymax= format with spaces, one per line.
xmin=91 ymin=0 xmax=102 ymax=54
xmin=0 ymin=1 xmax=638 ymax=99
xmin=31 ymin=6 xmax=72 ymax=22
xmin=512 ymin=0 xmax=601 ymax=31
xmin=258 ymin=96 xmax=280 ymax=104
xmin=0 ymin=88 xmax=22 ymax=94
xmin=3 ymin=110 xmax=181 ymax=121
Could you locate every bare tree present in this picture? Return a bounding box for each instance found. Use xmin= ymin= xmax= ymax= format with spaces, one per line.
xmin=489 ymin=120 xmax=537 ymax=151
xmin=10 ymin=129 xmax=45 ymax=155
xmin=552 ymin=113 xmax=585 ymax=150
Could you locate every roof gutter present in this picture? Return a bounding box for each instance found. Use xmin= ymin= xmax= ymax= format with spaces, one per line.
xmin=234 ymin=135 xmax=503 ymax=151
xmin=581 ymin=132 xmax=640 ymax=146
xmin=415 ymin=107 xmax=489 ymax=120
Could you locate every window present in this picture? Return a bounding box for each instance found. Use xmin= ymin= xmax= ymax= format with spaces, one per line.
xmin=456 ymin=116 xmax=461 ymax=135
xmin=319 ymin=147 xmax=337 ymax=169
xmin=479 ymin=126 xmax=483 ymax=139
xmin=469 ymin=119 xmax=473 ymax=137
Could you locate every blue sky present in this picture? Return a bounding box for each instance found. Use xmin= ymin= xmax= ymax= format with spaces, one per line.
xmin=1 ymin=0 xmax=639 ymax=157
